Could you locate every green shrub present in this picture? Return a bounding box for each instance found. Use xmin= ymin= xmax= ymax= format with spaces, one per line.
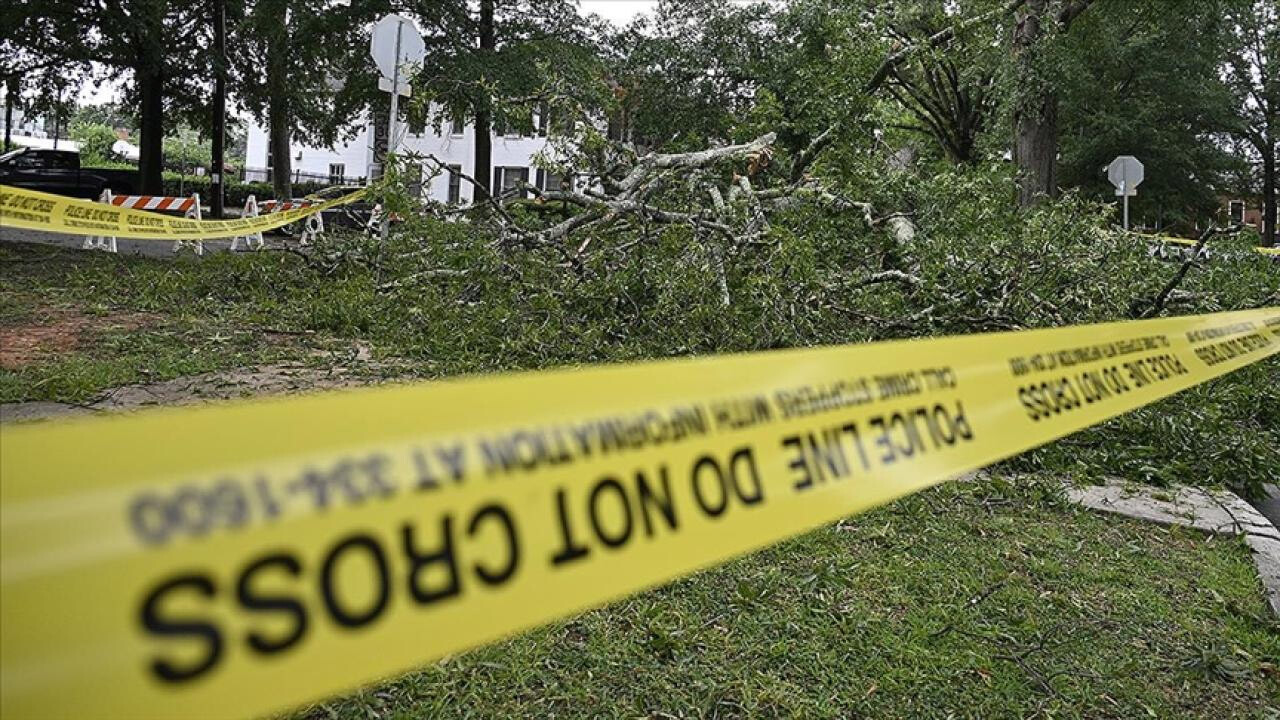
xmin=69 ymin=123 xmax=120 ymax=165
xmin=159 ymin=173 xmax=333 ymax=208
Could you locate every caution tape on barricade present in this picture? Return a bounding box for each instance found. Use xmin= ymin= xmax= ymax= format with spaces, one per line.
xmin=2 ymin=309 xmax=1279 ymax=719
xmin=0 ymin=184 xmax=367 ymax=241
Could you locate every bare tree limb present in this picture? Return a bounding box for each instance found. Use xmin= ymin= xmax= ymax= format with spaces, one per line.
xmin=790 ymin=126 xmax=835 ymax=182
xmin=1134 ymin=225 xmax=1243 ymax=318
xmin=864 ymin=0 xmax=1026 ymax=94
xmin=614 ymin=133 xmax=777 ymax=196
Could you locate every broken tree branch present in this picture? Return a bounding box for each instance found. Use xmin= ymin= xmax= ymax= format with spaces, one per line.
xmin=1134 ymin=225 xmax=1243 ymax=318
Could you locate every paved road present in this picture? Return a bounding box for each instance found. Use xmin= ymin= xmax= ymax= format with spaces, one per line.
xmin=0 ymin=225 xmax=297 ymax=258
xmin=1256 ymin=484 xmax=1280 ymax=529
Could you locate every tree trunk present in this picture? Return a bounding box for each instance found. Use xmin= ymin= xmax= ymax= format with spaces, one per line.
xmin=1013 ymin=95 xmax=1058 ymax=206
xmin=472 ymin=0 xmax=495 ymax=203
xmin=269 ymin=96 xmax=292 ymax=201
xmin=1263 ymin=148 xmax=1276 ymax=247
xmin=137 ymin=66 xmax=165 ymax=195
xmin=210 ymin=0 xmax=227 ymax=218
xmin=4 ymin=77 xmax=15 ymax=152
xmin=135 ymin=1 xmax=166 ymax=195
xmin=266 ymin=17 xmax=292 ymax=201
xmin=1011 ymin=0 xmax=1058 ymax=207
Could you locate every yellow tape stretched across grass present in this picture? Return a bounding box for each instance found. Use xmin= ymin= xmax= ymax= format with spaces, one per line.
xmin=0 ymin=184 xmax=367 ymax=241
xmin=1140 ymin=231 xmax=1280 ymax=257
xmin=2 ymin=308 xmax=1279 ymax=719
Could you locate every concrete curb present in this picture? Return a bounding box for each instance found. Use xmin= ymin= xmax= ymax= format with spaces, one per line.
xmin=1067 ymin=480 xmax=1280 ymax=619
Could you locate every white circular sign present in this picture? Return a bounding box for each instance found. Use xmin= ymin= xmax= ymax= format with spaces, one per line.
xmin=370 ymin=14 xmax=425 ymax=82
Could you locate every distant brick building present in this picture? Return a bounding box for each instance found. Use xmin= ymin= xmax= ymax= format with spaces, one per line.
xmin=1221 ymin=197 xmax=1266 ymax=234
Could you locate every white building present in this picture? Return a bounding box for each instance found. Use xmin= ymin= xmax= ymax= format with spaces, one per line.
xmin=1 ymin=108 xmax=51 ymax=140
xmin=243 ymin=110 xmax=568 ymax=203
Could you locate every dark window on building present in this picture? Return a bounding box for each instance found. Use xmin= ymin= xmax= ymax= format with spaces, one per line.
xmin=447 ymin=164 xmax=462 ymax=204
xmin=607 ymin=111 xmax=631 ymax=142
xmin=536 ymin=169 xmax=572 ymax=193
xmin=450 ymin=114 xmax=465 ymax=136
xmin=493 ymin=166 xmax=529 ymax=199
xmin=1229 ymin=200 xmax=1245 ymax=225
xmin=328 ymin=163 xmax=345 ymax=184
xmin=406 ymin=164 xmax=424 ymax=197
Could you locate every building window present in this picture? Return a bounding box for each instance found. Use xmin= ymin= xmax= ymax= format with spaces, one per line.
xmin=450 ymin=114 xmax=465 ymax=136
xmin=547 ymin=173 xmax=571 ymax=192
xmin=447 ymin=164 xmax=462 ymax=204
xmin=328 ymin=163 xmax=345 ymax=184
xmin=1228 ymin=200 xmax=1245 ymax=225
xmin=494 ymin=166 xmax=529 ymax=199
xmin=536 ymin=169 xmax=572 ymax=193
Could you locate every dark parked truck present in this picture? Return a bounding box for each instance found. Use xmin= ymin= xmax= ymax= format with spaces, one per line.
xmin=0 ymin=147 xmax=138 ymax=199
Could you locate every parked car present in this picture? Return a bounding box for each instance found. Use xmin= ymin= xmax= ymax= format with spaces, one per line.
xmin=0 ymin=147 xmax=138 ymax=199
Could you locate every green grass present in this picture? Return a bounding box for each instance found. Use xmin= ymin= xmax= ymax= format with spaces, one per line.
xmin=3 ymin=241 xmax=1277 ymax=717
xmin=0 ymin=243 xmax=335 ymax=403
xmin=297 ymin=476 xmax=1277 ymax=719
xmin=0 ymin=316 xmax=304 ymax=403
xmin=2 ymin=238 xmax=1277 ymax=496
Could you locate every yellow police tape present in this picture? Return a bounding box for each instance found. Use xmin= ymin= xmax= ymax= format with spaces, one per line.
xmin=1140 ymin=231 xmax=1280 ymax=257
xmin=2 ymin=309 xmax=1279 ymax=719
xmin=0 ymin=184 xmax=367 ymax=241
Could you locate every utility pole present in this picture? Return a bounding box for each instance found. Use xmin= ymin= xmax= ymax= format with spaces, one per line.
xmin=211 ymin=0 xmax=227 ymax=218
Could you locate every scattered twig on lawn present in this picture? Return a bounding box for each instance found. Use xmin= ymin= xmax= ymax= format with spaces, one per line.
xmin=376 ymin=268 xmax=472 ymax=292
xmin=929 ymin=580 xmax=1008 ymax=639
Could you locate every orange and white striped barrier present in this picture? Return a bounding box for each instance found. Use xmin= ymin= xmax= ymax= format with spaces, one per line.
xmin=230 ymin=196 xmax=326 ymax=250
xmin=85 ymin=190 xmax=204 ymax=255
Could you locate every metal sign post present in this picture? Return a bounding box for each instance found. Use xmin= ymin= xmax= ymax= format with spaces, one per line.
xmin=380 ymin=21 xmax=404 ymax=245
xmin=1107 ymin=155 xmax=1144 ymax=231
xmin=369 ymin=14 xmax=425 ymax=243
xmin=1121 ymin=181 xmax=1128 ymax=230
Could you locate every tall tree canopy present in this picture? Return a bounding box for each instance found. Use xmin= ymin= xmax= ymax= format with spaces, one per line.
xmin=406 ymin=0 xmax=596 ymax=202
xmin=1220 ymin=0 xmax=1278 ymax=245
xmin=231 ymin=0 xmax=392 ymax=199
xmin=4 ymin=0 xmax=211 ymax=193
xmin=1056 ymin=0 xmax=1241 ymax=230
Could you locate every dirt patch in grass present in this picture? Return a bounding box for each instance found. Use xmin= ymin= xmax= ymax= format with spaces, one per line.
xmin=0 ymin=307 xmax=159 ymax=370
xmin=0 ymin=358 xmax=403 ymax=422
